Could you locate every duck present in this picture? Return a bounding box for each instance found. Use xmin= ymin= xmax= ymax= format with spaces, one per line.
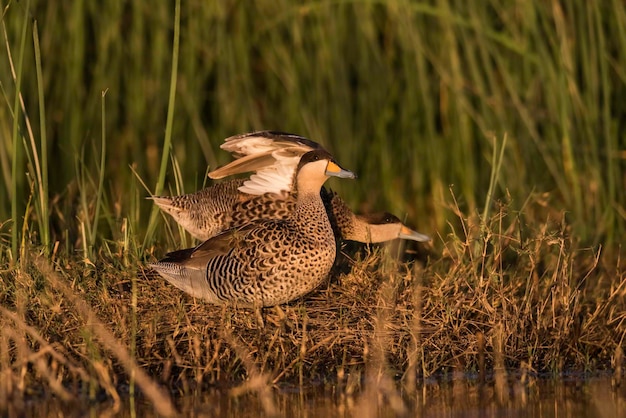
xmin=320 ymin=188 xmax=431 ymax=243
xmin=151 ymin=131 xmax=430 ymax=243
xmin=150 ymin=149 xmax=356 ymax=307
xmin=151 ymin=180 xmax=429 ymax=243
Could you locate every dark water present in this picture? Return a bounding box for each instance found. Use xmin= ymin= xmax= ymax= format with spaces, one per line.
xmin=14 ymin=375 xmax=626 ymax=417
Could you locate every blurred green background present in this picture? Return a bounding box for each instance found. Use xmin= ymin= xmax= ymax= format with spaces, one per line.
xmin=1 ymin=0 xmax=624 ymax=256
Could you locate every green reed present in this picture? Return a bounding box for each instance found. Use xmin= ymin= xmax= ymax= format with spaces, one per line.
xmin=7 ymin=0 xmax=29 ymax=260
xmin=0 ymin=0 xmax=624 ymax=256
xmin=33 ymin=21 xmax=49 ymax=254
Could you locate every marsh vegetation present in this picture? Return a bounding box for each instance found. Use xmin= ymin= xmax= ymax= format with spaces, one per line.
xmin=1 ymin=0 xmax=625 ymax=416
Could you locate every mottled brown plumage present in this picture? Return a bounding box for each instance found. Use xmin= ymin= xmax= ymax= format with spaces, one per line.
xmin=150 ymin=179 xmax=294 ymax=241
xmin=150 ymin=150 xmax=356 ymax=307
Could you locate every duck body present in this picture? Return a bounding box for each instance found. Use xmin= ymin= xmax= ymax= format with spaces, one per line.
xmin=151 ymin=180 xmax=243 ymax=240
xmin=153 ymin=195 xmax=335 ymax=306
xmin=152 ymin=179 xmax=291 ymax=241
xmin=150 ymin=150 xmax=355 ymax=307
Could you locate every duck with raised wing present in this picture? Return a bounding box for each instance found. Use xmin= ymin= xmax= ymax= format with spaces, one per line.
xmin=151 ymin=131 xmax=430 ymax=243
xmin=150 ymin=150 xmax=355 ymax=307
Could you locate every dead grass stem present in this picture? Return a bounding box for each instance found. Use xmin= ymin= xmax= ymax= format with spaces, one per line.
xmin=0 ymin=199 xmax=623 ymax=412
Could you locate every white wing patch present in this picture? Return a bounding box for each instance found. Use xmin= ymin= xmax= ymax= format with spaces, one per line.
xmin=210 ymin=131 xmax=323 ymax=195
xmin=237 ymin=153 xmax=301 ymax=195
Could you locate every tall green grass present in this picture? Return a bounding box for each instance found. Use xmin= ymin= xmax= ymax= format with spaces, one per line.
xmin=142 ymin=0 xmax=181 ymax=251
xmin=7 ymin=0 xmax=29 ymax=260
xmin=0 ymin=0 xmax=624 ymax=257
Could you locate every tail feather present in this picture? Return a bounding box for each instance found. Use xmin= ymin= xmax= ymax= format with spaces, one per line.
xmin=149 ymin=262 xmax=218 ymax=303
xmin=148 ymin=196 xmax=177 ymax=212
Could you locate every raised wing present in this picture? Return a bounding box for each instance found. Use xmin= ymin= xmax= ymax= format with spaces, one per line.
xmin=208 ymin=131 xmax=326 ymax=195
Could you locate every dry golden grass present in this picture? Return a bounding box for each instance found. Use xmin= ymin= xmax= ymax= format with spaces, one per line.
xmin=0 ymin=198 xmax=624 ymax=415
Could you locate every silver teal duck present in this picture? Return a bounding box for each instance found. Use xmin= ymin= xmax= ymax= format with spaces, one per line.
xmin=150 ymin=149 xmax=356 ymax=307
xmin=151 ymin=131 xmax=430 ymax=243
xmin=320 ymin=188 xmax=431 ymax=243
xmin=151 ymin=180 xmax=429 ymax=243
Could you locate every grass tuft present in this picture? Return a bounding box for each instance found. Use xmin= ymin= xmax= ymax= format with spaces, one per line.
xmin=1 ymin=196 xmax=624 ymax=413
